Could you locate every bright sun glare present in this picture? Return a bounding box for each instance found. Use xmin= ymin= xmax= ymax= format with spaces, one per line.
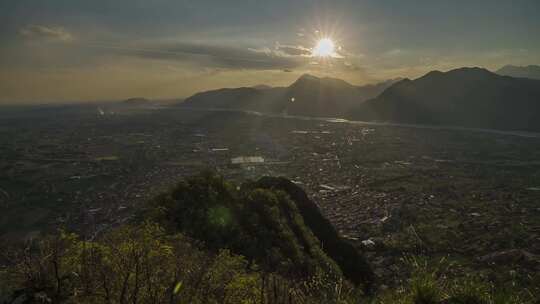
xmin=312 ymin=38 xmax=335 ymax=57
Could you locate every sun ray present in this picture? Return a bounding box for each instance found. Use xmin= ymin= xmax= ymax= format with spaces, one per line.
xmin=312 ymin=38 xmax=336 ymax=58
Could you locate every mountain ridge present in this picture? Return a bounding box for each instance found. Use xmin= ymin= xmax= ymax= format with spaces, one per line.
xmin=496 ymin=64 xmax=540 ymax=80
xmin=349 ymin=67 xmax=540 ymax=131
xmin=179 ymin=74 xmax=401 ymax=117
xmin=122 ymin=97 xmax=153 ymax=105
xmin=178 ymin=67 xmax=540 ymax=131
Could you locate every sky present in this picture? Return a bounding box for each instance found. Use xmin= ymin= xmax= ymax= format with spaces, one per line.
xmin=0 ymin=0 xmax=539 ymax=104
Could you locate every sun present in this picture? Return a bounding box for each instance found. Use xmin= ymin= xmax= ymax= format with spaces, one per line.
xmin=312 ymin=38 xmax=336 ymax=57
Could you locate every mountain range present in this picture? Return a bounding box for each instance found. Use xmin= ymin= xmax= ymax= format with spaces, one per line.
xmin=121 ymin=97 xmax=155 ymax=106
xmin=178 ymin=67 xmax=540 ymax=132
xmin=179 ymin=75 xmax=401 ymax=117
xmin=351 ymin=67 xmax=540 ymax=131
xmin=496 ymin=65 xmax=540 ymax=80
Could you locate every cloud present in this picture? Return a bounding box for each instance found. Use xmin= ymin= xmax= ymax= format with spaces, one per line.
xmin=19 ymin=25 xmax=74 ymax=42
xmin=94 ymin=40 xmax=362 ymax=72
xmin=95 ymin=42 xmax=310 ymax=70
xmin=343 ymin=61 xmax=362 ymax=71
xmin=69 ymin=37 xmax=362 ymax=75
xmin=275 ymin=44 xmax=312 ymax=56
xmin=382 ymin=49 xmax=406 ymax=57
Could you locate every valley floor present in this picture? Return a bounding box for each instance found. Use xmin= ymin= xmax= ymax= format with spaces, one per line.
xmin=1 ymin=105 xmax=539 ymax=295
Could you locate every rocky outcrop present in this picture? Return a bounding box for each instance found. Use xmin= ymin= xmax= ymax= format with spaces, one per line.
xmin=252 ymin=176 xmax=375 ymax=289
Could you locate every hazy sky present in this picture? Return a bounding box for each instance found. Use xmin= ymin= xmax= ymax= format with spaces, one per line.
xmin=1 ymin=0 xmax=539 ymax=104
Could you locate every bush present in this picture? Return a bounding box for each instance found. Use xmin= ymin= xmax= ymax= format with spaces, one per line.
xmin=1 ymin=223 xmax=262 ymax=304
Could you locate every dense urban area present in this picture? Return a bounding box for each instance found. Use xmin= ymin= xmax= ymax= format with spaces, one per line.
xmin=1 ymin=103 xmax=540 ymax=297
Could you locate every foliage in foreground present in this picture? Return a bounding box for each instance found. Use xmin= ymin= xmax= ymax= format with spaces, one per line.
xmin=0 ymin=223 xmax=359 ymax=303
xmin=375 ymin=256 xmax=533 ymax=304
xmin=143 ymin=172 xmax=355 ymax=286
xmin=0 ymin=173 xmax=534 ymax=303
xmin=1 ymin=224 xmax=533 ymax=304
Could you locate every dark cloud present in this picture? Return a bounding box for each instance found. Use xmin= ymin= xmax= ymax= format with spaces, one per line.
xmin=276 ymin=45 xmax=312 ymax=56
xmin=19 ymin=25 xmax=73 ymax=42
xmin=99 ymin=42 xmax=310 ymax=70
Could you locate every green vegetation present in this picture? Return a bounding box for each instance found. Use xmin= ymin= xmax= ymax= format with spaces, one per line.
xmin=250 ymin=176 xmax=375 ymax=288
xmin=0 ymin=172 xmax=535 ymax=303
xmin=375 ymin=256 xmax=528 ymax=304
xmin=142 ymin=171 xmax=347 ymax=286
xmin=1 ymin=223 xmax=267 ymax=303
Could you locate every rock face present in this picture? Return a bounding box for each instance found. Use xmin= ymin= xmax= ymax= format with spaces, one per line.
xmin=349 ymin=67 xmax=540 ymax=132
xmin=496 ymin=65 xmax=540 ymax=80
xmin=179 ymin=75 xmax=400 ymax=118
xmin=252 ymin=176 xmax=375 ymax=288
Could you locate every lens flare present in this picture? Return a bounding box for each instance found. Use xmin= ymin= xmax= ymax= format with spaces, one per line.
xmin=312 ymin=38 xmax=336 ymax=57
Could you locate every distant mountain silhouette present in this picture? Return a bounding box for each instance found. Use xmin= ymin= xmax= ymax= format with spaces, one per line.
xmin=496 ymin=65 xmax=540 ymax=80
xmin=179 ymin=75 xmax=400 ymax=117
xmin=349 ymin=67 xmax=540 ymax=131
xmin=277 ymin=74 xmax=360 ymax=116
xmin=122 ymin=97 xmax=153 ymax=105
xmin=252 ymin=84 xmax=273 ymax=90
xmin=179 ymin=87 xmax=264 ymax=109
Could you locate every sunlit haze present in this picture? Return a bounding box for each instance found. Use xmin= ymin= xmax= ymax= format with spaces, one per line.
xmin=313 ymin=38 xmax=336 ymax=57
xmin=0 ymin=0 xmax=539 ymax=104
xmin=2 ymin=1 xmax=540 ymax=301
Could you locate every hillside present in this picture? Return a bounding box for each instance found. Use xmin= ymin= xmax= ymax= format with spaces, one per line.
xmin=496 ymin=65 xmax=540 ymax=80
xmin=179 ymin=75 xmax=400 ymax=117
xmin=144 ymin=172 xmax=374 ymax=289
xmin=2 ymin=172 xmax=534 ymax=303
xmin=349 ymin=67 xmax=540 ymax=131
xmin=250 ymin=176 xmax=374 ymax=286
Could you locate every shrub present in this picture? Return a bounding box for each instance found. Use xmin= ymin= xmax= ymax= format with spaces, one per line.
xmin=1 ymin=223 xmax=262 ymax=304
